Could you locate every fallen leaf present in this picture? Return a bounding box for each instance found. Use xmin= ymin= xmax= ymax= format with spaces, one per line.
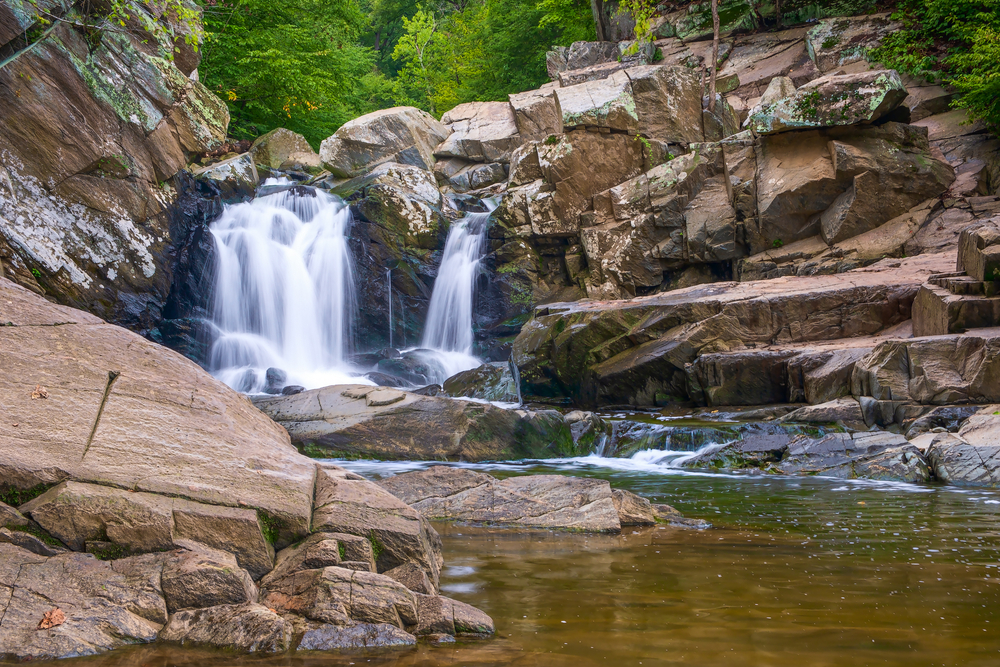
xmin=31 ymin=385 xmax=49 ymax=400
xmin=37 ymin=608 xmax=65 ymax=630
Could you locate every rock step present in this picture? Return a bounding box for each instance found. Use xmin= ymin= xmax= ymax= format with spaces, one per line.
xmin=927 ymin=273 xmax=1000 ymax=297
xmin=912 ymin=283 xmax=1000 ymax=336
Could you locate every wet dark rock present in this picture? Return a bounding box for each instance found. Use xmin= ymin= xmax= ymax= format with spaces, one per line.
xmin=377 ymin=355 xmax=436 ymax=386
xmin=410 ymin=384 xmax=443 ymax=396
xmin=442 ymin=362 xmax=518 ymax=402
xmin=364 ymin=372 xmax=408 ymax=388
xmin=264 ymin=367 xmax=287 ymax=394
xmin=905 ymin=406 xmax=981 ymax=439
xmin=282 ymin=385 xmax=306 ymax=396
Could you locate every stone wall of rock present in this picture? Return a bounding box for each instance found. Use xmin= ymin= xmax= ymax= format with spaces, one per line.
xmin=0 ymin=0 xmax=230 ymax=335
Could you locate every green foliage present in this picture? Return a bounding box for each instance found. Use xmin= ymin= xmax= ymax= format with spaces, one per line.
xmin=617 ymin=0 xmax=655 ymax=50
xmin=198 ymin=0 xmax=394 ymax=146
xmin=30 ymin=268 xmax=42 ymax=280
xmin=257 ymin=510 xmax=287 ymax=545
xmin=90 ymin=542 xmax=129 ymax=560
xmin=8 ymin=525 xmax=63 ymax=547
xmin=338 ymin=541 xmax=347 ymax=561
xmin=368 ymin=530 xmax=385 ymax=560
xmin=0 ymin=484 xmax=52 ymax=508
xmin=772 ymin=239 xmax=784 ymax=248
xmin=869 ymin=0 xmax=1000 ymax=130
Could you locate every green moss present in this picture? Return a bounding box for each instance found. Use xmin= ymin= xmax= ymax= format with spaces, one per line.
xmin=772 ymin=239 xmax=784 ymax=248
xmin=368 ymin=531 xmax=384 ymax=561
xmin=338 ymin=541 xmax=347 ymax=561
xmin=7 ymin=524 xmax=63 ymax=547
xmin=91 ymin=542 xmax=128 ymax=561
xmin=821 ymin=35 xmax=841 ymax=50
xmin=257 ymin=511 xmax=288 ymax=546
xmin=543 ymin=134 xmax=560 ymax=146
xmin=0 ymin=483 xmax=54 ymax=508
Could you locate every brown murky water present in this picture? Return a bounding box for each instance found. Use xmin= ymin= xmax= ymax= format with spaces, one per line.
xmin=16 ymin=460 xmax=1000 ymax=667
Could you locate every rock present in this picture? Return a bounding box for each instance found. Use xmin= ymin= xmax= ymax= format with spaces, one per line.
xmin=254 ymin=384 xmax=576 ymax=462
xmin=555 ymin=71 xmax=639 ymax=134
xmin=624 ymin=65 xmax=703 ymax=144
xmin=264 ymin=367 xmax=287 ymax=394
xmin=261 ymin=565 xmax=418 ymax=628
xmin=159 ymin=603 xmax=291 ymax=652
xmin=21 ymin=481 xmax=275 ymax=579
xmin=611 ymin=489 xmax=656 ymax=526
xmin=957 ymin=220 xmax=1000 ymax=282
xmin=161 ymin=542 xmax=258 ymax=612
xmin=0 ymin=9 xmax=229 ymax=328
xmin=747 ymin=69 xmax=907 ymax=135
xmin=262 ymin=531 xmax=375 ymax=589
xmin=383 ymin=562 xmax=435 ymax=594
xmin=0 ymin=544 xmax=163 ymax=660
xmin=514 ymin=253 xmax=951 ymax=407
xmin=0 ymin=500 xmax=28 ymax=527
xmin=546 ymin=46 xmax=569 ymax=79
xmin=509 ymin=88 xmax=563 ymax=143
xmin=781 ymin=397 xmax=867 ymax=429
xmin=751 ymin=123 xmax=953 ymax=252
xmin=319 ymin=107 xmax=449 ymax=178
xmin=717 ymin=27 xmax=819 ymax=101
xmin=0 ymin=277 xmax=316 ymax=548
xmin=562 ymin=41 xmax=620 ymax=72
xmin=250 ymin=128 xmax=317 ymax=170
xmin=379 ymin=466 xmax=622 ymax=532
xmin=925 ymin=408 xmax=1000 ymax=486
xmin=806 ymin=14 xmax=902 ymax=73
xmin=852 ymin=334 xmax=1000 ymax=405
xmin=340 ymin=162 xmax=444 ymax=250
xmin=508 ymin=143 xmax=545 ymax=186
xmin=904 ymin=405 xmax=980 ymax=439
xmin=192 ymin=152 xmax=259 ymax=203
xmin=298 ymin=622 xmax=416 ymax=650
xmin=436 ymin=102 xmax=521 ymax=163
xmin=0 ymin=526 xmax=67 ymax=556
xmin=413 ymin=593 xmax=496 ymax=637
xmin=442 ymin=362 xmax=519 ymax=402
xmin=311 ymin=464 xmax=442 ymax=586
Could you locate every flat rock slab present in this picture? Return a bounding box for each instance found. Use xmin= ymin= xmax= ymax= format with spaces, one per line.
xmin=0 ymin=278 xmax=315 ymax=543
xmin=379 ymin=466 xmax=622 ymax=532
xmin=254 ymin=384 xmax=574 ymax=462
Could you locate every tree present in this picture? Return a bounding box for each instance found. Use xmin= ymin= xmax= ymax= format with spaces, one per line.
xmin=708 ymin=0 xmax=719 ymax=113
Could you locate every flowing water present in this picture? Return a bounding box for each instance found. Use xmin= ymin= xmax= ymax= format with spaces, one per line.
xmin=207 ymin=180 xmax=362 ymax=391
xmin=406 ymin=203 xmax=496 ymax=385
xmin=47 ymin=453 xmax=1000 ymax=667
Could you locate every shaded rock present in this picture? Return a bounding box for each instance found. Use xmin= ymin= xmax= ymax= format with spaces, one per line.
xmin=0 ymin=500 xmax=28 ymax=527
xmin=515 ymin=250 xmax=950 ymax=407
xmin=0 ymin=526 xmax=67 ymax=557
xmin=611 ymin=489 xmax=656 ymax=526
xmin=379 ymin=466 xmax=622 ymax=532
xmin=442 ymin=362 xmax=519 ymax=402
xmin=311 ymin=465 xmax=442 ymax=586
xmin=0 ymin=278 xmax=315 ymax=548
xmin=250 ymin=128 xmax=317 ymax=170
xmin=652 ymin=504 xmax=712 ymax=529
xmin=262 ymin=532 xmax=375 ymax=589
xmin=507 ymin=143 xmax=544 ymax=186
xmin=342 ymin=163 xmax=444 ymax=250
xmin=904 ymin=405 xmax=980 ymax=439
xmin=298 ymin=622 xmax=416 ymax=650
xmin=926 ymin=408 xmax=1000 ymax=486
xmin=159 ymin=603 xmax=291 ymax=653
xmin=319 ymin=107 xmax=449 ymax=178
xmin=413 ymin=593 xmax=495 ymax=637
xmin=852 ymin=334 xmax=1000 ymax=405
xmin=436 ymin=102 xmax=521 ymax=163
xmin=684 ymin=434 xmax=792 ymax=470
xmin=781 ymin=397 xmax=866 ymax=429
xmin=383 ymin=562 xmax=435 ymax=594
xmin=161 ymin=542 xmax=257 ymax=612
xmin=255 ymin=384 xmax=575 ymax=462
xmin=747 ymin=69 xmax=907 ymax=135
xmin=716 ymin=26 xmax=818 ymax=101
xmin=0 ymin=544 xmax=163 ymax=660
xmin=192 ymin=152 xmax=259 ymax=204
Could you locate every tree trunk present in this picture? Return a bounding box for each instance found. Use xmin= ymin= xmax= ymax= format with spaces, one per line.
xmin=708 ymin=0 xmax=719 ymax=113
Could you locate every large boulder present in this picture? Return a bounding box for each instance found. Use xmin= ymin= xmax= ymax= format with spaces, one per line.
xmin=555 ymin=71 xmax=639 ymax=133
xmin=159 ymin=603 xmax=292 ymax=652
xmin=625 ymin=64 xmax=704 ymax=145
xmin=0 ymin=277 xmax=316 ymax=549
xmin=806 ymin=13 xmax=903 ymax=73
xmin=253 ymin=384 xmax=576 ymax=461
xmin=378 ymin=466 xmax=622 ymax=532
xmin=191 ymin=152 xmax=259 ymax=204
xmin=0 ymin=4 xmax=229 ymax=329
xmin=514 ymin=253 xmax=952 ymax=407
xmin=747 ymin=69 xmax=907 ymax=135
xmin=435 ymin=101 xmax=521 ymax=163
xmin=509 ymin=86 xmax=563 ymax=143
xmin=319 ymin=107 xmax=449 ymax=178
xmin=926 ymin=408 xmax=1000 ymax=486
xmin=249 ymin=127 xmax=321 ymax=171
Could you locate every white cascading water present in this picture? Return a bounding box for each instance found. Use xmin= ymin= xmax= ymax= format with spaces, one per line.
xmin=408 ymin=201 xmax=496 ymax=383
xmin=208 ymin=179 xmax=364 ymax=392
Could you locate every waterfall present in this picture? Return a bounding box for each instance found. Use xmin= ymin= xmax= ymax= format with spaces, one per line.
xmin=408 ymin=201 xmax=496 ymax=384
xmin=386 ymin=268 xmax=393 ymax=350
xmin=207 ymin=179 xmax=362 ymax=392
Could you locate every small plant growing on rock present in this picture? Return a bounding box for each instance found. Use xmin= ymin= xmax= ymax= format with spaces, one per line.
xmin=772 ymin=239 xmax=784 ymax=248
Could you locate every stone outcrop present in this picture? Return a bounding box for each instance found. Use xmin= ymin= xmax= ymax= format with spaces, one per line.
xmin=378 ymin=466 xmax=670 ymax=532
xmin=514 ymin=254 xmax=951 ymax=407
xmin=250 ymin=128 xmax=321 ymax=172
xmin=254 ymin=384 xmax=579 ymax=461
xmin=436 ymin=102 xmax=521 ymax=163
xmin=319 ymin=107 xmax=449 ymax=178
xmin=0 ymin=0 xmax=229 ymax=330
xmin=442 ymin=362 xmax=519 ymax=403
xmin=925 ymin=408 xmax=1000 ymax=487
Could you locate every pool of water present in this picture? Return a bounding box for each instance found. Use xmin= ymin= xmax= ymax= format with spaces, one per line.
xmin=28 ymin=457 xmax=1000 ymax=667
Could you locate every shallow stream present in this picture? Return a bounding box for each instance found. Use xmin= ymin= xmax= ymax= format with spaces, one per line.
xmin=32 ymin=457 xmax=1000 ymax=666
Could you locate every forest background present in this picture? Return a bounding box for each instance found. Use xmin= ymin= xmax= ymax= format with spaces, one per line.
xmin=196 ymin=0 xmax=1000 ymax=147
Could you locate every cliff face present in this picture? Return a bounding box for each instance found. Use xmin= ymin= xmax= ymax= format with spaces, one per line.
xmin=0 ymin=0 xmax=228 ymax=331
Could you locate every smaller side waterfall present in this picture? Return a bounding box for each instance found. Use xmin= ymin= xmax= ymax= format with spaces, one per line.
xmin=207 ymin=179 xmax=363 ymax=392
xmin=386 ymin=268 xmax=394 ymax=350
xmin=408 ymin=201 xmax=496 ymax=384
